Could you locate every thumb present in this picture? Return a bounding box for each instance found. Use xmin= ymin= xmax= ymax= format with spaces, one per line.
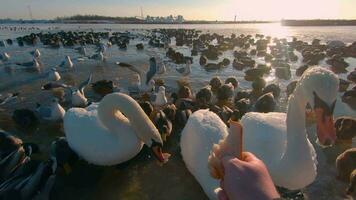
xmin=221 ymin=155 xmax=242 ymax=169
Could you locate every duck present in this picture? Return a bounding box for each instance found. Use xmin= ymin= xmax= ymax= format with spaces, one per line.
xmin=153 ymin=86 xmax=168 ymax=107
xmin=0 ymin=130 xmax=39 ymax=182
xmin=336 ymin=148 xmax=356 ymax=182
xmin=180 ymin=66 xmax=339 ymax=197
xmin=59 ymin=56 xmax=74 ymax=69
xmin=91 ymin=80 xmax=114 ymax=96
xmin=12 ymin=109 xmax=39 ymax=130
xmin=342 ymin=88 xmax=356 ymax=110
xmin=36 ymin=98 xmax=65 ymax=121
xmin=47 ymin=68 xmax=61 ymax=81
xmin=347 ymin=169 xmax=356 ymax=195
xmin=0 ymin=135 xmax=75 ymax=200
xmin=176 ymin=59 xmax=191 ymax=76
xmin=254 ymin=92 xmax=276 ymax=113
xmin=63 ymin=93 xmax=170 ymax=166
xmin=195 ymin=86 xmax=213 ymax=109
xmin=335 ymin=117 xmax=356 ymax=147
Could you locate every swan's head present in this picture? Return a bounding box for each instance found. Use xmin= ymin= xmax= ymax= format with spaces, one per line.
xmin=97 ymin=93 xmax=169 ymax=164
xmin=297 ymin=66 xmax=339 ymax=146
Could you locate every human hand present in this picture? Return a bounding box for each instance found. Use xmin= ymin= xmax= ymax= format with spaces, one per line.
xmin=218 ymin=152 xmax=280 ymax=200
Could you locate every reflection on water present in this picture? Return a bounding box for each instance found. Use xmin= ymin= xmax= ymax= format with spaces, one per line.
xmin=0 ymin=24 xmax=356 ymax=199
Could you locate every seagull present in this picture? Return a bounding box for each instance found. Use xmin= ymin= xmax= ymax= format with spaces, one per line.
xmin=176 ymin=59 xmax=191 ymax=76
xmin=90 ymin=51 xmax=106 ymax=62
xmin=156 ymin=57 xmax=166 ymax=74
xmin=153 ymin=86 xmax=168 ymax=107
xmin=16 ymin=58 xmax=41 ymax=72
xmin=41 ymin=82 xmax=70 ymax=101
xmin=69 ymin=74 xmax=92 ymax=107
xmin=0 ymin=52 xmax=10 ymax=62
xmin=47 ymin=68 xmax=61 ymax=81
xmin=0 ymin=92 xmax=19 ymax=106
xmin=30 ymin=49 xmax=41 ymax=58
xmin=59 ymin=56 xmax=74 ymax=69
xmin=75 ymin=46 xmax=87 ymax=56
xmin=36 ymin=98 xmax=65 ymax=121
xmin=41 ymin=82 xmax=70 ymax=90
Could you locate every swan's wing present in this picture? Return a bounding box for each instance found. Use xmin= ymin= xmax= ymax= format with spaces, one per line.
xmin=64 ymin=108 xmax=141 ymax=166
xmin=180 ymin=109 xmax=227 ymax=199
xmin=241 ymin=112 xmax=287 ymax=167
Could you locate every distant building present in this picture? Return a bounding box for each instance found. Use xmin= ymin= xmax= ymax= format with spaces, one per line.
xmin=145 ymin=15 xmax=184 ymax=23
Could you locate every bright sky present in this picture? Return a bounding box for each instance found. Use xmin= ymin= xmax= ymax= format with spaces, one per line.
xmin=0 ymin=0 xmax=355 ymax=20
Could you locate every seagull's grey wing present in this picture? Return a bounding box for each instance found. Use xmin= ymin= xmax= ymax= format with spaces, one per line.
xmin=78 ymin=74 xmax=92 ymax=94
xmin=58 ymin=61 xmax=65 ymax=67
xmin=16 ymin=61 xmax=33 ymax=67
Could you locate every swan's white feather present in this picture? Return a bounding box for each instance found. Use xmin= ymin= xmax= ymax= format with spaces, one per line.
xmin=64 ymin=107 xmax=142 ymax=166
xmin=181 ymin=109 xmax=228 ymax=199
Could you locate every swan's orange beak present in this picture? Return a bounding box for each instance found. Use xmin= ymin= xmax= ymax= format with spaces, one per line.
xmin=151 ymin=145 xmax=170 ymax=164
xmin=314 ymin=108 xmax=336 ymax=146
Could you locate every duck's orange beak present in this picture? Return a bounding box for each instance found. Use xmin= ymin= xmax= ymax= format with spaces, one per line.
xmin=314 ymin=108 xmax=336 ymax=146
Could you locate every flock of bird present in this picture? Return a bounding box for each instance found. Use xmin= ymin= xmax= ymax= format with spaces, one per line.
xmin=0 ymin=28 xmax=356 ymax=199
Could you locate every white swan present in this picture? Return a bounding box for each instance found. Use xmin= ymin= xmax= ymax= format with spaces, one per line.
xmin=181 ymin=109 xmax=228 ymax=199
xmin=63 ymin=93 xmax=169 ymax=166
xmin=241 ymin=67 xmax=339 ymax=190
xmin=180 ymin=67 xmax=339 ymax=199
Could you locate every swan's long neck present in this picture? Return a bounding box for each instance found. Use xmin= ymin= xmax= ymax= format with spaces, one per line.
xmin=97 ymin=93 xmax=162 ymax=146
xmin=275 ymin=85 xmax=317 ymax=189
